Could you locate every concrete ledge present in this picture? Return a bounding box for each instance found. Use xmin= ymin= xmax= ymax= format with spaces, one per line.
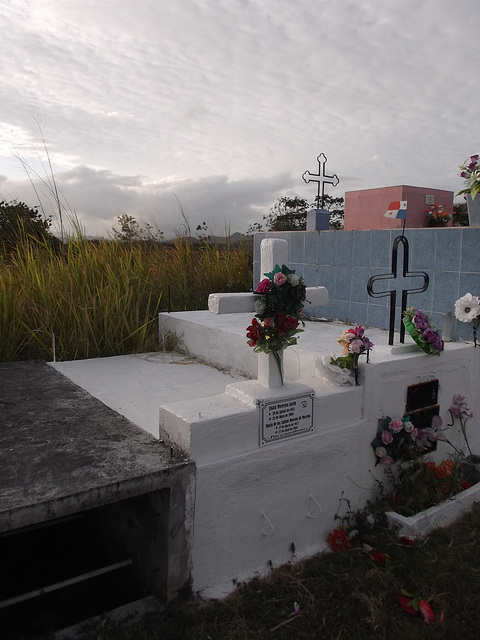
xmin=208 ymin=287 xmax=329 ymax=315
xmin=208 ymin=292 xmax=256 ymax=314
xmin=386 ymin=482 xmax=480 ymax=537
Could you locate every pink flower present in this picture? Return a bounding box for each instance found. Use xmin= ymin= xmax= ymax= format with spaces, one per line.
xmin=389 ymin=419 xmax=403 ymax=433
xmin=410 ymin=427 xmax=419 ymax=441
xmin=381 ymin=430 xmax=393 ymax=445
xmin=256 ymin=278 xmax=272 ymax=293
xmin=273 ymin=272 xmax=287 ymax=285
xmin=381 ymin=455 xmax=393 ymax=466
xmin=349 ymin=339 xmax=364 ymax=353
xmin=418 ymin=600 xmax=435 ymax=624
xmin=450 ymin=394 xmax=473 ymax=418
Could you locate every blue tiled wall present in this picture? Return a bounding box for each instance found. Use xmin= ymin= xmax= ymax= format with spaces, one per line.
xmin=253 ymin=228 xmax=480 ymax=342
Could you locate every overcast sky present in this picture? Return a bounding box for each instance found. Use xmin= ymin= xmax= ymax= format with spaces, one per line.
xmin=0 ymin=0 xmax=479 ymax=238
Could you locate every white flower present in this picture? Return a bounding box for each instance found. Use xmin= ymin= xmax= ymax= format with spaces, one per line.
xmin=287 ymin=273 xmax=300 ymax=286
xmin=375 ymin=446 xmax=387 ymax=459
xmin=454 ymin=293 xmax=480 ymax=323
xmin=403 ymin=420 xmax=414 ymax=433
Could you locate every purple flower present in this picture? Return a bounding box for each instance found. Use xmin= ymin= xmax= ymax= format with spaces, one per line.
xmin=422 ymin=328 xmax=436 ymax=343
xmin=362 ymin=337 xmax=373 ymax=350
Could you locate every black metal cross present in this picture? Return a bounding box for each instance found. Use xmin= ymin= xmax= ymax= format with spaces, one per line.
xmin=367 ymin=235 xmax=429 ymax=345
xmin=302 ymin=153 xmax=339 ymax=208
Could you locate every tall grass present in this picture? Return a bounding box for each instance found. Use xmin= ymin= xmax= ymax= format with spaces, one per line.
xmin=0 ymin=234 xmax=253 ymax=362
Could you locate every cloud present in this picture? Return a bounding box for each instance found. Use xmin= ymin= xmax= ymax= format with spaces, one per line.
xmin=0 ymin=165 xmax=295 ymax=238
xmin=0 ymin=0 xmax=479 ymax=236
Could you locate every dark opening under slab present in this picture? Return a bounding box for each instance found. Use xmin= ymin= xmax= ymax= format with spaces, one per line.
xmin=0 ymin=361 xmax=194 ymax=637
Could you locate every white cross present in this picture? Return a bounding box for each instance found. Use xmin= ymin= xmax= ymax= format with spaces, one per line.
xmin=208 ymin=239 xmax=328 ymax=388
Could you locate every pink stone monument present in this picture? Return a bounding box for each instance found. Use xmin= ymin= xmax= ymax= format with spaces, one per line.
xmin=344 ymin=185 xmax=454 ymax=230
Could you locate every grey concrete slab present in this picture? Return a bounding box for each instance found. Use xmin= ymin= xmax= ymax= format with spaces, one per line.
xmin=0 ymin=361 xmax=194 ymax=534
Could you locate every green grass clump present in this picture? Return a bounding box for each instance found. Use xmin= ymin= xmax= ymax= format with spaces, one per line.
xmin=0 ymin=235 xmax=252 ymax=362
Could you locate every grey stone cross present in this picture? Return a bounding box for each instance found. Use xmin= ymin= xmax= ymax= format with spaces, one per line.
xmin=302 ymin=153 xmax=339 ymax=208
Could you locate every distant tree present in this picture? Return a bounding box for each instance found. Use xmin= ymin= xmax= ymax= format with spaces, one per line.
xmin=195 ymin=221 xmax=211 ymax=241
xmin=264 ymin=195 xmax=345 ymax=231
xmin=453 ymin=202 xmax=469 ymax=226
xmin=264 ymin=196 xmax=310 ymax=231
xmin=0 ymin=200 xmax=55 ymax=254
xmin=324 ymin=195 xmax=345 ymax=230
xmin=112 ymin=214 xmax=164 ymax=243
xmin=246 ymin=222 xmax=264 ymax=235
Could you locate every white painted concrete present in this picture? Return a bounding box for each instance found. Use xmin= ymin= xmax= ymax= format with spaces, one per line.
xmin=208 ymin=286 xmax=328 ymax=315
xmin=51 ymin=352 xmax=247 ymax=438
xmin=386 ymin=482 xmax=480 ymax=537
xmin=50 ymin=313 xmax=480 ymax=600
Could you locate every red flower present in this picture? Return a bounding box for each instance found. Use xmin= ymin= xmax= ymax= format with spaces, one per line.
xmin=246 ymin=318 xmax=263 ymax=347
xmin=462 ymin=481 xmax=472 ymax=490
xmin=277 ymin=313 xmax=299 ymax=337
xmin=399 ymin=536 xmax=415 ymax=546
xmin=256 ymin=278 xmax=272 ymax=293
xmin=327 ymin=527 xmax=351 ymax=552
xmin=371 ymin=551 xmax=389 ymax=567
xmin=398 ymin=595 xmax=417 ymax=615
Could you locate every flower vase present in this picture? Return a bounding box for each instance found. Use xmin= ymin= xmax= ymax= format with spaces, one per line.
xmin=258 ymin=351 xmax=284 ymax=387
xmin=466 ymin=194 xmax=480 ymax=227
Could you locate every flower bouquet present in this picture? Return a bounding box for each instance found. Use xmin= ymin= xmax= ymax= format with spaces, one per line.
xmin=454 ymin=293 xmax=480 ymax=347
xmin=246 ymin=264 xmax=306 ymax=384
xmin=457 ymin=154 xmax=480 ymax=201
xmin=371 ymin=395 xmax=478 ymax=519
xmin=402 ymin=307 xmax=444 ymax=355
xmin=425 ymin=204 xmax=452 ymax=226
xmin=329 ymin=326 xmax=373 ymax=385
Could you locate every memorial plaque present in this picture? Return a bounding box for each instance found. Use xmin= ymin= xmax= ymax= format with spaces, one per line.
xmin=259 ymin=393 xmax=315 ymax=446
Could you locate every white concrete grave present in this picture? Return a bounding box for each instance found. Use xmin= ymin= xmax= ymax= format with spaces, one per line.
xmin=52 ymin=235 xmax=480 ymax=602
xmin=155 ymin=237 xmax=480 ymax=598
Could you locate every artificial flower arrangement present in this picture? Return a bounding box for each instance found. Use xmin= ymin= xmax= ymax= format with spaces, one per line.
xmin=457 ymin=153 xmax=480 ymax=201
xmin=454 ymin=292 xmax=480 ymax=347
xmin=371 ymin=415 xmax=444 ymax=466
xmin=402 ymin=307 xmax=444 ymax=355
xmin=425 ymin=203 xmax=453 ymax=226
xmin=329 ymin=326 xmax=373 ymax=385
xmin=246 ymin=264 xmax=306 ymax=383
xmin=370 ymin=394 xmax=477 ymax=516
